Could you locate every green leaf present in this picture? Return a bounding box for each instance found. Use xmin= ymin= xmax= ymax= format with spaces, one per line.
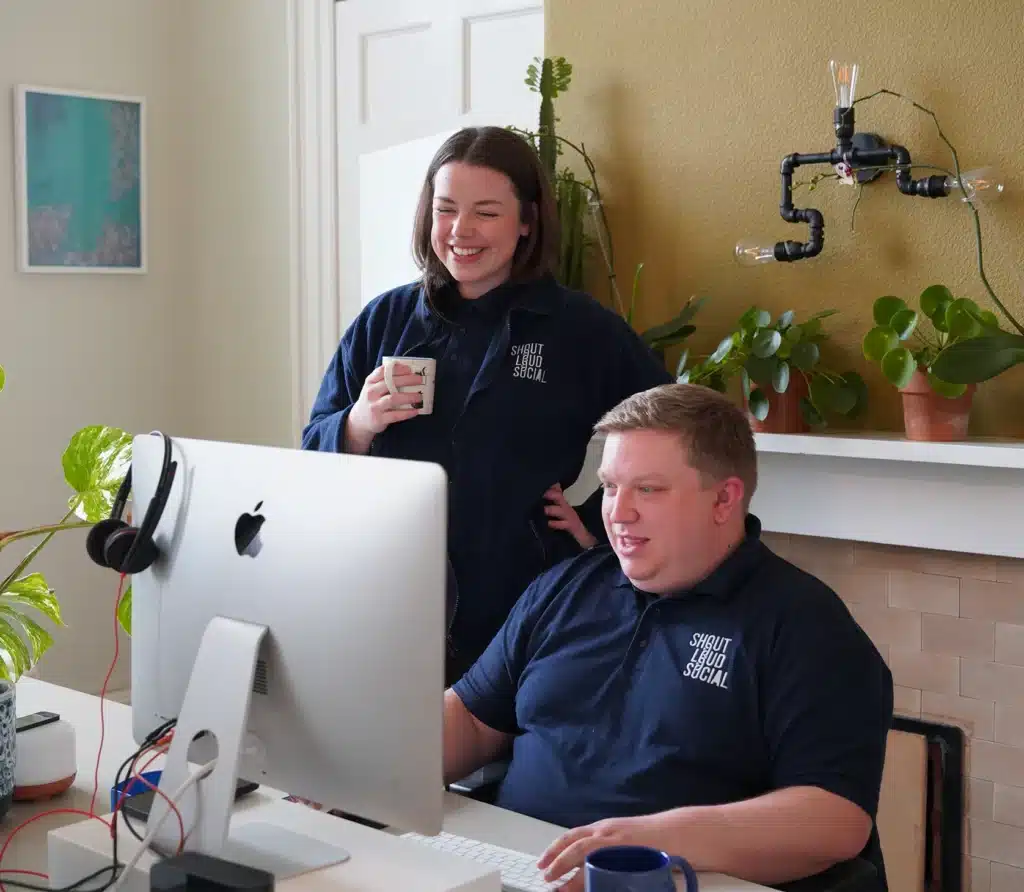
xmin=709 ymin=336 xmax=734 ymax=364
xmin=0 ymin=607 xmax=53 ymax=664
xmin=641 ymin=303 xmax=703 ymax=345
xmin=744 ymin=355 xmax=776 ymax=387
xmin=2 ymin=573 xmax=63 ymax=625
xmin=920 ymin=284 xmax=954 ymax=318
xmin=926 ymin=372 xmax=967 ymax=399
xmin=740 ymin=368 xmax=751 ymax=401
xmin=829 ymin=382 xmax=857 ymax=415
xmin=752 ymin=329 xmax=782 ymax=359
xmin=800 ymin=397 xmax=826 ymax=428
xmin=778 ymin=310 xmax=795 ymax=330
xmin=838 ymin=371 xmax=869 ymax=419
xmin=0 ymin=623 xmax=30 ymax=679
xmin=979 ymin=310 xmax=1001 ymax=332
xmin=873 ymin=296 xmax=908 ymax=327
xmin=677 ymin=370 xmax=691 ymax=384
xmin=880 ymin=347 xmax=917 ymax=388
xmin=118 ymin=584 xmax=132 ymax=636
xmin=648 ymin=325 xmax=697 ymax=350
xmin=808 ymin=376 xmax=834 ymax=413
xmin=930 ymin=334 xmax=1024 ymax=383
xmin=772 ymin=361 xmax=790 ymax=394
xmin=863 ymin=327 xmax=899 ymax=362
xmin=739 ymin=307 xmax=771 ymax=331
xmin=0 ymin=364 xmax=5 ymax=393
xmin=790 ymin=340 xmax=820 ymax=371
xmin=890 ymin=309 xmax=919 ymax=340
xmin=748 ymin=388 xmax=770 ymax=421
xmin=63 ymin=426 xmax=133 ymax=522
xmin=784 ymin=325 xmax=803 ymax=344
xmin=947 ymin=298 xmax=983 ymax=341
xmin=806 ymin=308 xmax=839 ymax=322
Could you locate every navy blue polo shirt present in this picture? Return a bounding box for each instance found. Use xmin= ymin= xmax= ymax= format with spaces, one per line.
xmin=453 ymin=516 xmax=894 ymax=884
xmin=302 ymin=274 xmax=671 ymax=677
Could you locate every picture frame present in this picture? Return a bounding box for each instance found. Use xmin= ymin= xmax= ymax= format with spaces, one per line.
xmin=13 ymin=84 xmax=147 ymax=274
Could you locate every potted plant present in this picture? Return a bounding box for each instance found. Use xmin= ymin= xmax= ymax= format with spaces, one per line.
xmin=679 ymin=307 xmax=867 ymax=433
xmin=510 ymin=58 xmax=704 ymax=365
xmin=862 ymin=285 xmax=1003 ymax=441
xmin=0 ymin=364 xmax=134 ymax=664
xmin=0 ymin=362 xmax=133 ymax=815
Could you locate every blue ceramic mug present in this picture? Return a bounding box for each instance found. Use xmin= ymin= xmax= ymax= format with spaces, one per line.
xmin=584 ymin=845 xmax=699 ymax=892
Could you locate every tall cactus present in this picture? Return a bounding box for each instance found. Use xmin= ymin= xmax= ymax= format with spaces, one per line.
xmin=526 ymin=57 xmax=570 ymax=180
xmin=511 ymin=58 xmax=706 ymax=369
xmin=524 ymin=57 xmax=586 ymax=290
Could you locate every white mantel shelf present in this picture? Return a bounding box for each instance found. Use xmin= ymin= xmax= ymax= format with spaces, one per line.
xmin=749 ymin=432 xmax=1024 ymax=559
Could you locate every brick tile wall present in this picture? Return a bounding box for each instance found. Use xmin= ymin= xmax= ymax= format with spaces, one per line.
xmin=763 ymin=532 xmax=1024 ymax=891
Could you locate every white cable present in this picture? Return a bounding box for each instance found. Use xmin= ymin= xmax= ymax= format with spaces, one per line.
xmin=108 ymin=758 xmax=218 ymax=892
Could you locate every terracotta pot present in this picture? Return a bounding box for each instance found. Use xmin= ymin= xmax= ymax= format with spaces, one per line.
xmin=746 ymin=373 xmax=810 ymax=434
xmin=899 ymin=368 xmax=976 ymax=442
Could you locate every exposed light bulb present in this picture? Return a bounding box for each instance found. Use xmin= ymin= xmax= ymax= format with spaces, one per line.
xmin=944 ymin=166 xmax=1004 ymax=203
xmin=734 ymin=240 xmax=777 ymax=266
xmin=829 ymin=59 xmax=859 ymax=107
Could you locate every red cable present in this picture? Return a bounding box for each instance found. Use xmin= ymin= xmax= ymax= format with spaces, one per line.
xmin=90 ymin=573 xmax=126 ymax=817
xmin=0 ymin=811 xmax=110 ymax=892
xmin=0 ymin=576 xmax=125 ymax=891
xmin=124 ymin=744 xmax=185 ymax=852
xmin=0 ymin=871 xmax=47 ymax=880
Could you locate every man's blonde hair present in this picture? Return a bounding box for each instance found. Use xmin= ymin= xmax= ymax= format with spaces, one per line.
xmin=595 ymin=383 xmax=758 ymax=507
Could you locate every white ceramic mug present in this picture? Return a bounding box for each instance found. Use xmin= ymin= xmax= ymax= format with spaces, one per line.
xmin=382 ymin=356 xmax=436 ymax=415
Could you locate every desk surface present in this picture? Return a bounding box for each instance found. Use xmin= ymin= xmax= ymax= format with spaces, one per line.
xmin=7 ymin=678 xmax=770 ymax=891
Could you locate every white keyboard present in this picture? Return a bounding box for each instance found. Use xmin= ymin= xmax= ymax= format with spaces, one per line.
xmin=400 ymin=830 xmax=576 ymax=892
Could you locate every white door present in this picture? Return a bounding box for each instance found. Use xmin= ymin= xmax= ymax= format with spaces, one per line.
xmin=334 ymin=0 xmax=545 ymax=330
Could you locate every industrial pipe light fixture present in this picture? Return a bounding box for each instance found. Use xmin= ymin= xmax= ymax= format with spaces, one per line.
xmin=735 ymin=61 xmax=1003 ymax=265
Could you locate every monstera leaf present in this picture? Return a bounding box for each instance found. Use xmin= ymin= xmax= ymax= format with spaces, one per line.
xmin=0 ymin=573 xmax=63 ymax=679
xmin=63 ymin=426 xmax=133 ymax=522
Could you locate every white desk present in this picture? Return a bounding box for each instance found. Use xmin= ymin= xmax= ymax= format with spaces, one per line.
xmin=6 ymin=679 xmax=769 ymax=891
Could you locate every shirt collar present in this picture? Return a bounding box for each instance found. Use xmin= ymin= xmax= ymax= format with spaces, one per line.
xmin=614 ymin=514 xmax=766 ymax=601
xmin=415 ymin=272 xmax=561 ymax=325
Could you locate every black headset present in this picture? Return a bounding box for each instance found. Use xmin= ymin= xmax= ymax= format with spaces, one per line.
xmin=86 ymin=431 xmax=178 ymax=575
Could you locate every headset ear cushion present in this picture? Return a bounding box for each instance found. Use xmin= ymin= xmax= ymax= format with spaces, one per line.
xmin=86 ymin=519 xmax=128 ymax=568
xmin=104 ymin=527 xmax=158 ymax=575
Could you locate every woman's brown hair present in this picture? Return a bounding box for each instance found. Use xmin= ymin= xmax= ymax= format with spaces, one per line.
xmin=411 ymin=126 xmax=559 ymax=306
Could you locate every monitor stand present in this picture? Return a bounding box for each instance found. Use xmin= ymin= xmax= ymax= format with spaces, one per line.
xmin=147 ymin=616 xmax=352 ymax=879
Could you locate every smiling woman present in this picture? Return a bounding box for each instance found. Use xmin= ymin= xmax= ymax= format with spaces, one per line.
xmin=426 ymin=162 xmax=532 ymax=300
xmin=302 ymin=126 xmax=673 ymax=684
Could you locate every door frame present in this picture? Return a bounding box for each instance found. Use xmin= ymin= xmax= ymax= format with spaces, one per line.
xmin=288 ymin=0 xmax=340 ymax=445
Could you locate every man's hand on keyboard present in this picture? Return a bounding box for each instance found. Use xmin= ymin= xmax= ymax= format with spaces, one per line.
xmin=536 ymin=815 xmax=666 ymax=891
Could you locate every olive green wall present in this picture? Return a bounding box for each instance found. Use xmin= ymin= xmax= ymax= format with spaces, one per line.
xmin=548 ymin=0 xmax=1024 ymax=435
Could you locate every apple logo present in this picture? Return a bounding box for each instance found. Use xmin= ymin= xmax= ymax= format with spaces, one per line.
xmin=234 ymin=501 xmax=266 ymax=557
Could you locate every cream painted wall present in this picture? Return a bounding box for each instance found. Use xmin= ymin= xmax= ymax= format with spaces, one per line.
xmin=0 ymin=0 xmax=188 ymax=693
xmin=0 ymin=0 xmax=297 ymax=693
xmin=549 ymin=0 xmax=1024 ymax=437
xmin=178 ymin=0 xmax=296 ymax=448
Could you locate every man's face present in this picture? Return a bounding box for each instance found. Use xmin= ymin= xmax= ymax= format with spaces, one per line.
xmin=599 ymin=429 xmax=743 ymax=594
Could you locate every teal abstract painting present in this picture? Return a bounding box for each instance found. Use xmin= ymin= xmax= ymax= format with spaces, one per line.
xmin=15 ymin=86 xmax=146 ymax=273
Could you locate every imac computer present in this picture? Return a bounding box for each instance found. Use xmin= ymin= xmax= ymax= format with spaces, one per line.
xmin=127 ymin=433 xmax=448 ymax=875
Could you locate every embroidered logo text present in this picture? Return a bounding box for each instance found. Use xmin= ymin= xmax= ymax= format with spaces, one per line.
xmin=511 ymin=342 xmax=547 ymax=383
xmin=682 ymin=632 xmax=732 ymax=689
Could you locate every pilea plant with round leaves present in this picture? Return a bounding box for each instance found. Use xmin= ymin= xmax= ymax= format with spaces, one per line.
xmin=862 ymin=284 xmax=1005 ymax=395
xmin=0 ymin=362 xmax=133 ymax=679
xmin=679 ymin=306 xmax=868 ymax=428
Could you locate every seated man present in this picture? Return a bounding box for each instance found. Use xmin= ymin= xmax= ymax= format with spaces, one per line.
xmin=443 ymin=383 xmax=894 ymax=890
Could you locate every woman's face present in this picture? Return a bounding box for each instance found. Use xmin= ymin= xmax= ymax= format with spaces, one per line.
xmin=430 ymin=161 xmax=531 ymax=299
